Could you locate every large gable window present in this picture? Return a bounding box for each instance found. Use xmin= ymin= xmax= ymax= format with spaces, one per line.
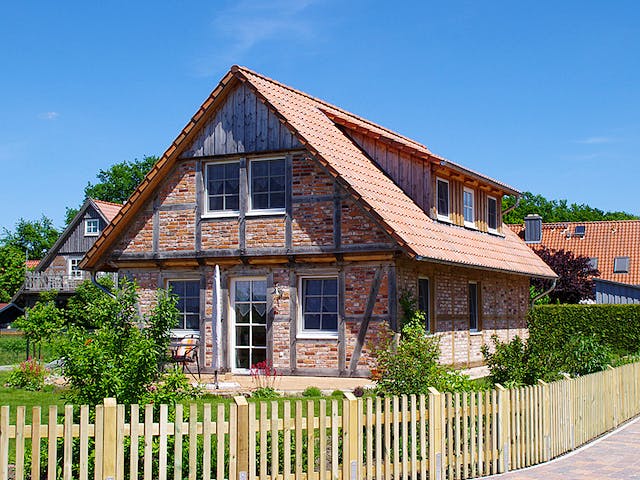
xmin=436 ymin=178 xmax=450 ymax=221
xmin=300 ymin=277 xmax=338 ymax=337
xmin=206 ymin=161 xmax=240 ymax=214
xmin=249 ymin=158 xmax=285 ymax=212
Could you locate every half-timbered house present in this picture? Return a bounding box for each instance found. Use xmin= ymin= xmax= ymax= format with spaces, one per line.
xmin=81 ymin=66 xmax=556 ymax=376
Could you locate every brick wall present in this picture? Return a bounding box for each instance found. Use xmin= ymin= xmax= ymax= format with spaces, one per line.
xmin=397 ymin=259 xmax=529 ymax=367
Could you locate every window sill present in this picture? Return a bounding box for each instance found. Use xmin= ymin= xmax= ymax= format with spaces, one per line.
xmin=470 ymin=330 xmax=483 ymax=336
xmin=464 ymin=222 xmax=478 ymax=230
xmin=296 ymin=332 xmax=339 ymax=341
xmin=487 ymin=229 xmax=505 ymax=238
xmin=437 ymin=215 xmax=452 ymax=224
xmin=202 ymin=211 xmax=240 ymax=219
xmin=246 ymin=209 xmax=286 ymax=217
xmin=84 ymin=233 xmax=99 ymax=237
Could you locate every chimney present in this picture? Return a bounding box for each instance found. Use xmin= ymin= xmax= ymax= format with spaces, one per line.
xmin=524 ymin=214 xmax=542 ymax=243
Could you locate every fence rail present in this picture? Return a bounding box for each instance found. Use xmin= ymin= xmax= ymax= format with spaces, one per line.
xmin=1 ymin=362 xmax=640 ymax=480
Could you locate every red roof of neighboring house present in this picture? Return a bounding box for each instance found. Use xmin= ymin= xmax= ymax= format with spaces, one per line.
xmin=509 ymin=220 xmax=640 ymax=285
xmin=92 ymin=199 xmax=122 ymax=223
xmin=82 ymin=66 xmax=556 ymax=279
xmin=25 ymin=260 xmax=40 ymax=269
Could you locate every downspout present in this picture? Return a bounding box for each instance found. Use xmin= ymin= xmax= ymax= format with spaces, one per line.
xmin=531 ymin=278 xmax=557 ymax=308
xmin=91 ymin=271 xmax=116 ymax=299
xmin=502 ymin=194 xmax=521 ymax=217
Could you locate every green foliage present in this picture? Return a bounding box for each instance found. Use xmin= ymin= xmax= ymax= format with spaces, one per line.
xmin=58 ymin=279 xmax=181 ymax=405
xmin=14 ymin=291 xmax=65 ymax=355
xmin=1 ymin=216 xmax=59 ymax=258
xmin=529 ymin=285 xmax=550 ymax=305
xmin=252 ymin=387 xmax=280 ymax=399
xmin=142 ymin=366 xmax=202 ymax=406
xmin=330 ymin=389 xmax=344 ymax=398
xmin=302 ymin=386 xmax=322 ymax=397
xmin=63 ymin=156 xmax=158 ymax=224
xmin=528 ymin=304 xmax=640 ymax=358
xmin=503 ymin=191 xmax=639 ymax=224
xmin=0 ymin=244 xmax=25 ymax=302
xmin=65 ymin=277 xmax=115 ymax=329
xmin=562 ymin=334 xmax=613 ymax=376
xmin=373 ymin=294 xmax=472 ymax=395
xmin=6 ymin=358 xmax=48 ymax=391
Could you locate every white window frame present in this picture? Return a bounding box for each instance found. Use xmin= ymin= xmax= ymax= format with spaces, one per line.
xmin=436 ymin=178 xmax=450 ymax=222
xmin=68 ymin=257 xmax=83 ymax=279
xmin=84 ymin=219 xmax=100 ymax=236
xmin=203 ymin=159 xmax=241 ymax=218
xmin=297 ymin=275 xmax=339 ymax=340
xmin=229 ymin=276 xmax=268 ymax=373
xmin=247 ymin=157 xmax=286 ymax=216
xmin=463 ymin=187 xmax=475 ymax=228
xmin=487 ymin=195 xmax=499 ymax=233
xmin=166 ymin=278 xmax=201 ymax=336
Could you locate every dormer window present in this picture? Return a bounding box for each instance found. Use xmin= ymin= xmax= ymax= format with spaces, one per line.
xmin=487 ymin=196 xmax=498 ymax=232
xmin=84 ymin=219 xmax=100 ymax=236
xmin=436 ymin=178 xmax=450 ymax=221
xmin=463 ymin=187 xmax=475 ymax=227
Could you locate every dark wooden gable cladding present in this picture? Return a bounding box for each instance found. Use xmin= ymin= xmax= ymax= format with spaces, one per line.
xmin=182 ymin=82 xmax=301 ymax=158
xmin=57 ymin=205 xmax=108 ymax=255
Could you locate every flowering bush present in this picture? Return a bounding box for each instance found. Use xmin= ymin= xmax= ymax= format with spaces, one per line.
xmin=6 ymin=358 xmax=48 ymax=391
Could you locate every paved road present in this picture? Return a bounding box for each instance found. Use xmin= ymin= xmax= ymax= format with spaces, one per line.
xmin=485 ymin=417 xmax=640 ymax=479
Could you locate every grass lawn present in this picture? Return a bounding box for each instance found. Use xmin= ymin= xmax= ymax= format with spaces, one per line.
xmin=0 ymin=333 xmax=58 ymax=366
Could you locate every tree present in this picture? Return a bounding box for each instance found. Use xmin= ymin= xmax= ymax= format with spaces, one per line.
xmin=503 ymin=191 xmax=638 ymax=224
xmin=1 ymin=216 xmax=59 ymax=258
xmin=65 ymin=156 xmax=157 ymax=224
xmin=532 ymin=247 xmax=599 ymax=303
xmin=13 ymin=290 xmax=65 ymax=359
xmin=0 ymin=245 xmax=25 ymax=302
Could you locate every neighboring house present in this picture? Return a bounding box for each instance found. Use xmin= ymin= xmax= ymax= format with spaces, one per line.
xmin=509 ymin=215 xmax=640 ymax=304
xmin=10 ymin=198 xmax=121 ymax=311
xmin=81 ymin=65 xmax=555 ymax=376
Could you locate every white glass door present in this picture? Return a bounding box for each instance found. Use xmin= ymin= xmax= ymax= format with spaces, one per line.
xmin=230 ymin=278 xmax=267 ymax=372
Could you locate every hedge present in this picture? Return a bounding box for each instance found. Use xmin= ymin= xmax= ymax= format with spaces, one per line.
xmin=528 ymin=304 xmax=640 ymax=356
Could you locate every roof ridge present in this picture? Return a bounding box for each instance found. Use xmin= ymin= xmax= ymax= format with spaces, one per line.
xmin=233 ymin=65 xmax=431 ymax=152
xmin=541 ymin=219 xmax=640 ymax=226
xmin=91 ymin=198 xmax=123 ymax=207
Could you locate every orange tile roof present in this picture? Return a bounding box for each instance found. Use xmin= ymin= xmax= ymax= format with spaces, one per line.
xmin=83 ymin=66 xmax=556 ymax=279
xmin=92 ymin=199 xmax=122 ymax=223
xmin=509 ymin=221 xmax=640 ymax=285
xmin=25 ymin=260 xmax=40 ymax=269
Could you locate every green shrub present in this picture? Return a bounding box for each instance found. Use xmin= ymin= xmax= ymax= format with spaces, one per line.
xmin=302 ymin=386 xmax=322 ymax=397
xmin=330 ymin=389 xmax=344 ymax=398
xmin=561 ymin=334 xmax=613 ymax=376
xmin=373 ymin=294 xmax=472 ymax=395
xmin=6 ymin=358 xmax=48 ymax=390
xmin=252 ymin=387 xmax=280 ymax=399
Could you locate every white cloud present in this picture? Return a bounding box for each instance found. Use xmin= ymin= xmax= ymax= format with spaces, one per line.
xmin=37 ymin=112 xmax=59 ymax=120
xmin=201 ymin=0 xmax=322 ymax=69
xmin=576 ymin=136 xmax=615 ymax=144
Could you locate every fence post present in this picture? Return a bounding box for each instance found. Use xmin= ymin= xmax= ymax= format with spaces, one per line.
xmin=607 ymin=365 xmax=618 ymax=427
xmin=234 ymin=396 xmax=249 ymax=480
xmin=428 ymin=387 xmax=443 ymax=480
xmin=538 ymin=380 xmax=551 ymax=462
xmin=495 ymin=384 xmax=510 ymax=473
xmin=343 ymin=392 xmax=359 ymax=480
xmin=102 ymin=398 xmax=117 ymax=480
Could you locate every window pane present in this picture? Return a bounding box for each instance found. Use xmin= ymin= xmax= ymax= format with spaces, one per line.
xmin=252 ymin=280 xmax=267 ymax=302
xmin=253 ymin=177 xmax=268 ymax=193
xmin=236 ymin=303 xmax=250 ymax=323
xmin=270 ymin=193 xmax=285 ymax=209
xmin=322 ymin=296 xmax=337 ymax=313
xmin=469 ymin=283 xmax=478 ymax=330
xmin=418 ymin=279 xmax=429 ymax=313
xmin=304 ymin=314 xmax=321 ymax=330
xmin=322 ymin=314 xmax=338 ymax=331
xmin=323 ymin=279 xmax=337 ymax=295
xmin=209 ymin=196 xmax=223 ymax=211
xmin=236 ymin=348 xmax=250 ymax=369
xmin=170 ymin=281 xmax=185 ymax=296
xmin=225 ymin=162 xmax=239 ymax=178
xmin=252 ymin=348 xmax=266 ymax=366
xmin=270 ymin=159 xmax=285 ymax=176
xmin=270 ymin=175 xmax=285 ymax=191
xmin=437 ymin=180 xmax=449 ymax=216
xmin=185 ymin=281 xmax=199 ymax=296
xmin=253 ymin=194 xmax=269 ymax=210
xmin=252 ymin=161 xmax=268 ymax=177
xmin=225 ymin=179 xmax=239 ymax=194
xmin=305 ymin=297 xmax=321 ymax=313
xmin=226 ymin=195 xmax=239 ymax=210
xmin=185 ymin=314 xmax=199 ymax=330
xmin=305 ymin=279 xmax=322 ymax=296
xmin=252 ymin=326 xmax=266 ymax=347
xmin=235 ymin=281 xmax=250 ymax=302
xmin=252 ymin=304 xmax=267 ymax=323
xmin=236 ymin=326 xmax=250 ymax=346
xmin=488 ymin=198 xmax=497 ymax=230
xmin=209 ymin=180 xmax=224 ymax=195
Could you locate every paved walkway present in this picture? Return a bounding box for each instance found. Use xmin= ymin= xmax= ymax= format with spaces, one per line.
xmin=484 ymin=416 xmax=640 ymax=479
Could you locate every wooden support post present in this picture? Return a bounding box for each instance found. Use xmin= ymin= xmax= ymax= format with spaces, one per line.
xmin=428 ymin=387 xmax=443 ymax=480
xmin=102 ymin=398 xmax=117 ymax=480
xmin=235 ymin=396 xmax=249 ymax=480
xmin=538 ymin=380 xmax=551 ymax=462
xmin=495 ymin=384 xmax=510 ymax=473
xmin=607 ymin=365 xmax=618 ymax=427
xmin=0 ymin=406 xmax=8 ymax=480
xmin=344 ymin=392 xmax=359 ymax=480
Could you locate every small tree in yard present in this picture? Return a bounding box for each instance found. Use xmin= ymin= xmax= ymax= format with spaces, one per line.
xmin=532 ymin=247 xmax=599 ymax=304
xmin=59 ymin=279 xmax=191 ymax=406
xmin=372 ymin=293 xmax=471 ymax=395
xmin=14 ymin=290 xmax=65 ymax=359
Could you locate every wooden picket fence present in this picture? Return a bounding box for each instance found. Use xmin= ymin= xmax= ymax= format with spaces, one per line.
xmin=1 ymin=361 xmax=640 ymax=480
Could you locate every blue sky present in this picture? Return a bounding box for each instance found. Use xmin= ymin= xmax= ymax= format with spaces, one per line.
xmin=1 ymin=0 xmax=639 ymax=233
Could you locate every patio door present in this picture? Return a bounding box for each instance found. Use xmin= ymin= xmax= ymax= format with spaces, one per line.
xmin=230 ymin=278 xmax=267 ymax=372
